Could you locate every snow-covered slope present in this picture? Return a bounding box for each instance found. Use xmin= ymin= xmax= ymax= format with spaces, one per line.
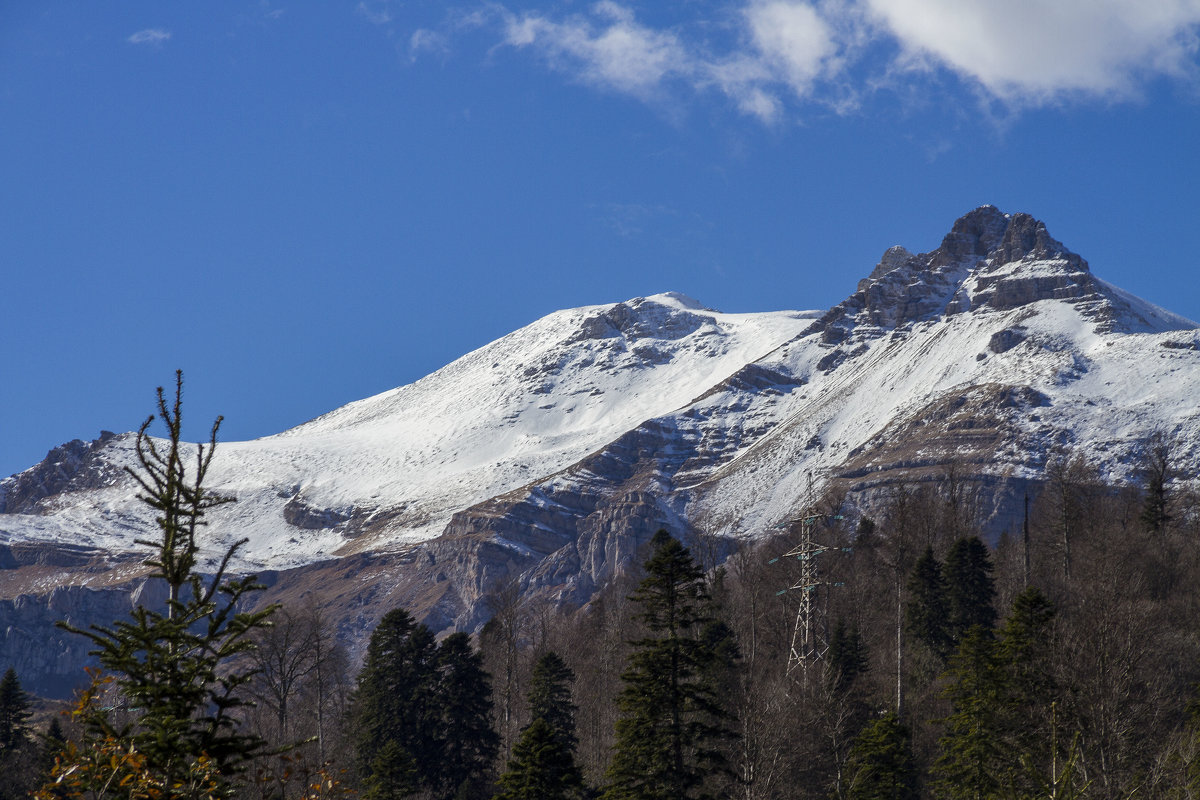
xmin=0 ymin=293 xmax=817 ymax=570
xmin=435 ymin=206 xmax=1200 ymax=600
xmin=3 ymin=206 xmax=1199 ymax=697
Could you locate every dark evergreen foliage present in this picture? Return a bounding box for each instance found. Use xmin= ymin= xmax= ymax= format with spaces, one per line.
xmin=1139 ymin=431 xmax=1173 ymax=535
xmin=604 ymin=530 xmax=738 ymax=800
xmin=527 ymin=652 xmax=581 ymax=753
xmin=0 ymin=667 xmax=31 ymax=752
xmin=0 ymin=667 xmax=37 ymax=800
xmin=844 ymin=713 xmax=919 ymax=800
xmin=827 ymin=619 xmax=869 ymax=694
xmin=996 ymin=588 xmax=1058 ymax=799
xmin=496 ymin=650 xmax=586 ymax=800
xmin=57 ymin=373 xmax=275 ymax=790
xmin=496 ymin=718 xmax=585 ymax=800
xmin=353 ymin=607 xmax=441 ymax=796
xmin=933 ymin=627 xmax=1004 ymax=800
xmin=942 ymin=538 xmax=996 ymax=643
xmin=905 ymin=547 xmax=952 ymax=661
xmin=353 ymin=612 xmax=497 ymax=799
xmin=435 ymin=632 xmax=500 ymax=799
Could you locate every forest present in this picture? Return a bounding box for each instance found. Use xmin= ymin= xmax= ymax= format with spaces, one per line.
xmin=2 ymin=378 xmax=1199 ymax=800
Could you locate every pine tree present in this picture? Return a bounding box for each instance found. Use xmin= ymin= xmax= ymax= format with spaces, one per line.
xmin=844 ymin=712 xmax=919 ymax=800
xmin=38 ymin=717 xmax=66 ymax=787
xmin=905 ymin=547 xmax=951 ymax=662
xmin=435 ymin=632 xmax=500 ymax=800
xmin=943 ymin=538 xmax=996 ymax=644
xmin=353 ymin=607 xmax=441 ymax=797
xmin=1139 ymin=431 xmax=1173 ymax=536
xmin=57 ymin=373 xmax=275 ymax=791
xmin=604 ymin=530 xmax=737 ymax=800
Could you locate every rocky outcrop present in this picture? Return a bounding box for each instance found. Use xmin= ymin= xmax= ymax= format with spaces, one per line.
xmin=808 ymin=207 xmax=1105 ymax=344
xmin=0 ymin=432 xmax=124 ymax=514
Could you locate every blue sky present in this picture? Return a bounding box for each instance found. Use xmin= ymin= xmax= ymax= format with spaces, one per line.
xmin=3 ymin=1 xmax=1200 ymax=479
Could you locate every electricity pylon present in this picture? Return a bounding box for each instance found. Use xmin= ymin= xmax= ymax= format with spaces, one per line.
xmin=772 ymin=513 xmax=847 ymax=682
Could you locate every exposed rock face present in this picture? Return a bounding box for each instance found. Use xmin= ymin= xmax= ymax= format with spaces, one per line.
xmin=0 ymin=432 xmax=123 ymax=514
xmin=811 ymin=206 xmax=1106 ymax=344
xmin=3 ymin=207 xmax=1197 ymax=699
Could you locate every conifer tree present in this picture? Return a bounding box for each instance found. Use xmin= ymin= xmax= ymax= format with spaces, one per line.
xmin=0 ymin=667 xmax=36 ymax=800
xmin=933 ymin=627 xmax=1004 ymax=800
xmin=604 ymin=530 xmax=737 ymax=800
xmin=496 ymin=651 xmax=586 ymax=800
xmin=0 ymin=667 xmax=31 ymax=753
xmin=496 ymin=718 xmax=584 ymax=800
xmin=905 ymin=547 xmax=951 ymax=662
xmin=844 ymin=712 xmax=919 ymax=800
xmin=353 ymin=608 xmax=440 ymax=797
xmin=1139 ymin=431 xmax=1174 ymax=536
xmin=435 ymin=632 xmax=499 ymax=799
xmin=997 ymin=588 xmax=1059 ymax=799
xmin=57 ymin=372 xmax=275 ymax=791
xmin=526 ymin=652 xmax=581 ymax=753
xmin=827 ymin=620 xmax=869 ymax=694
xmin=943 ymin=538 xmax=996 ymax=644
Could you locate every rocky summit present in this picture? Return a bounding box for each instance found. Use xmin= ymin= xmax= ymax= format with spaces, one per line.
xmin=2 ymin=207 xmax=1198 ymax=697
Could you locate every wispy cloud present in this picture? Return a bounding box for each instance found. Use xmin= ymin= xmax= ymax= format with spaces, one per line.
xmin=500 ymin=2 xmax=693 ymax=100
xmin=127 ymin=28 xmax=171 ymax=46
xmin=410 ymin=29 xmax=451 ymax=61
xmin=405 ymin=0 xmax=1200 ymax=120
xmin=357 ymin=1 xmax=394 ymax=27
xmin=596 ymin=202 xmax=679 ymax=238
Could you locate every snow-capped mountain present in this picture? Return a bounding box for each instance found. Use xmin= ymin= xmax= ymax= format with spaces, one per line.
xmin=0 ymin=294 xmax=816 ymax=570
xmin=3 ymin=206 xmax=1198 ymax=696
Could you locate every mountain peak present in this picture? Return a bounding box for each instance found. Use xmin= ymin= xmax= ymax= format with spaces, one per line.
xmin=815 ymin=206 xmax=1179 ymax=345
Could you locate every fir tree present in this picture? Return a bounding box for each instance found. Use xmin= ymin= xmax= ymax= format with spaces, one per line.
xmin=905 ymin=547 xmax=951 ymax=662
xmin=497 ymin=651 xmax=585 ymax=800
xmin=943 ymin=538 xmax=996 ymax=643
xmin=0 ymin=667 xmax=31 ymax=752
xmin=1139 ymin=431 xmax=1173 ymax=536
xmin=827 ymin=619 xmax=869 ymax=694
xmin=997 ymin=588 xmax=1058 ymax=800
xmin=844 ymin=712 xmax=919 ymax=800
xmin=38 ymin=717 xmax=67 ymax=787
xmin=527 ymin=652 xmax=581 ymax=753
xmin=57 ymin=373 xmax=275 ymax=791
xmin=435 ymin=632 xmax=499 ymax=800
xmin=496 ymin=718 xmax=585 ymax=800
xmin=604 ymin=530 xmax=737 ymax=800
xmin=0 ymin=667 xmax=36 ymax=800
xmin=353 ymin=607 xmax=441 ymax=797
xmin=933 ymin=627 xmax=1004 ymax=800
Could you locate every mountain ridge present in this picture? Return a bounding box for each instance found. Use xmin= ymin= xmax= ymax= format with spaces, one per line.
xmin=3 ymin=206 xmax=1198 ymax=696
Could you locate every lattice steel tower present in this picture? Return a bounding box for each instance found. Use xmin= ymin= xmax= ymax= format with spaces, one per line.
xmin=777 ymin=513 xmax=846 ymax=681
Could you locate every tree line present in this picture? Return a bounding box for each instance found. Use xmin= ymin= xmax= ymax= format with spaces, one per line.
xmin=5 ymin=377 xmax=1200 ymax=799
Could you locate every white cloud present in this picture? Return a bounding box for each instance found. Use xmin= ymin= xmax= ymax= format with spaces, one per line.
xmin=411 ymin=29 xmax=451 ymax=61
xmin=419 ymin=0 xmax=1200 ymax=119
xmin=747 ymin=2 xmax=838 ymax=95
xmin=500 ymin=3 xmax=693 ymax=98
xmin=357 ymin=2 xmax=394 ymax=27
xmin=127 ymin=28 xmax=171 ymax=46
xmin=865 ymin=0 xmax=1200 ymax=100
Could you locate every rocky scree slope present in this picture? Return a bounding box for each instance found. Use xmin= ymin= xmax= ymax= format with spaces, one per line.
xmin=2 ymin=206 xmax=1198 ymax=697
